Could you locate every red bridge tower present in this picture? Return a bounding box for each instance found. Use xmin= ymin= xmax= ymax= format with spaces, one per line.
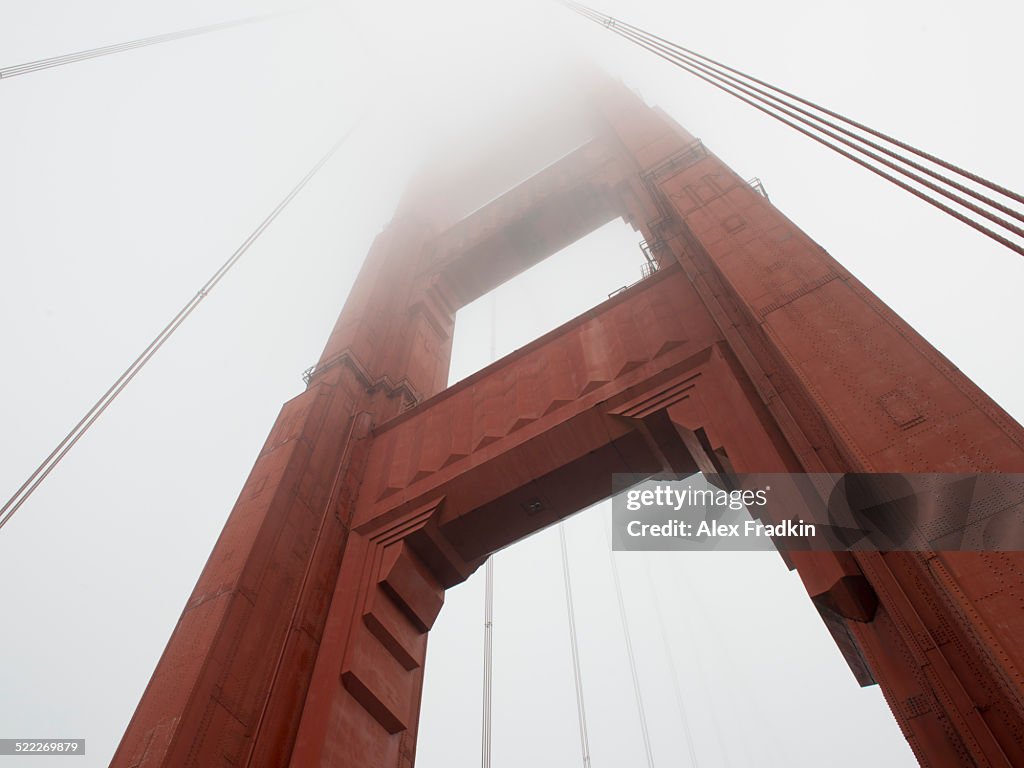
xmin=112 ymin=80 xmax=1024 ymax=767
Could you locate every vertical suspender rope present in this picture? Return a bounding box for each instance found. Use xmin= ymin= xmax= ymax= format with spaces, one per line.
xmin=481 ymin=556 xmax=495 ymax=768
xmin=604 ymin=519 xmax=657 ymax=768
xmin=560 ymin=523 xmax=593 ymax=767
xmin=644 ymin=558 xmax=699 ymax=768
xmin=480 ymin=292 xmax=498 ymax=768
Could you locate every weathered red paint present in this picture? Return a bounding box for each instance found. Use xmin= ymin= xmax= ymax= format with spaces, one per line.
xmin=112 ymin=81 xmax=1024 ymax=768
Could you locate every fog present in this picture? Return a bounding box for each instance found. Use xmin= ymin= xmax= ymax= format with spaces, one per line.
xmin=0 ymin=0 xmax=1021 ymax=765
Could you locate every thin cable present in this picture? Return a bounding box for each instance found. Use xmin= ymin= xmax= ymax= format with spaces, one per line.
xmin=604 ymin=519 xmax=656 ymax=768
xmin=0 ymin=116 xmax=365 ymax=532
xmin=481 ymin=556 xmax=494 ymax=768
xmin=563 ymin=2 xmax=1024 ymax=259
xmin=481 ymin=293 xmax=497 ymax=768
xmin=660 ymin=561 xmax=734 ymax=768
xmin=0 ymin=8 xmax=303 ymax=79
xmin=564 ymin=1 xmax=1024 ymax=209
xmin=559 ymin=523 xmax=593 ymax=768
xmin=644 ymin=557 xmax=699 ymax=768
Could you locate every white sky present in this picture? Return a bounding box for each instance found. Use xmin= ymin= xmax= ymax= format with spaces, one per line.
xmin=1 ymin=0 xmax=1021 ymax=765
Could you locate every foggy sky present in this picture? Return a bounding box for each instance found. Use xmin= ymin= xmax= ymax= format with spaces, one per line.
xmin=1 ymin=0 xmax=1021 ymax=766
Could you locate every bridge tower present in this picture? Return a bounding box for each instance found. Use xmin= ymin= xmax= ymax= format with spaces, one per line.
xmin=112 ymin=79 xmax=1024 ymax=768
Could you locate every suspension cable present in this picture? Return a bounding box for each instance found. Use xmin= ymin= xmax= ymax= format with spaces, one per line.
xmin=480 ymin=293 xmax=498 ymax=768
xmin=0 ymin=116 xmax=365 ymax=532
xmin=559 ymin=523 xmax=593 ymax=768
xmin=561 ymin=1 xmax=1024 ymax=258
xmin=644 ymin=557 xmax=699 ymax=768
xmin=0 ymin=7 xmax=305 ymax=80
xmin=580 ymin=3 xmax=1024 ymax=209
xmin=481 ymin=556 xmax=495 ymax=768
xmin=569 ymin=4 xmax=1024 ymax=241
xmin=572 ymin=6 xmax=1024 ymax=235
xmin=662 ymin=560 xmax=735 ymax=768
xmin=604 ymin=519 xmax=657 ymax=768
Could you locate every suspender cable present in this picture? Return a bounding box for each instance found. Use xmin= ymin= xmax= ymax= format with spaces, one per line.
xmin=644 ymin=558 xmax=699 ymax=768
xmin=561 ymin=2 xmax=1024 ymax=259
xmin=0 ymin=115 xmax=365 ymax=533
xmin=480 ymin=292 xmax=497 ymax=768
xmin=481 ymin=556 xmax=495 ymax=768
xmin=0 ymin=7 xmax=303 ymax=80
xmin=559 ymin=523 xmax=593 ymax=768
xmin=604 ymin=521 xmax=657 ymax=768
xmin=663 ymin=563 xmax=734 ymax=768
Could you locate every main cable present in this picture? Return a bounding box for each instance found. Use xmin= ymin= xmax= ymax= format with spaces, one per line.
xmin=562 ymin=1 xmax=1024 ymax=258
xmin=0 ymin=6 xmax=302 ymax=80
xmin=0 ymin=116 xmax=365 ymax=532
xmin=570 ymin=4 xmax=1024 ymax=234
xmin=568 ymin=1 xmax=1024 ymax=209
